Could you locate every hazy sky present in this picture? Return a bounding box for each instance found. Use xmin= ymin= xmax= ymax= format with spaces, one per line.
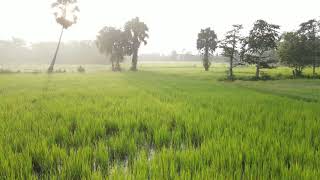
xmin=0 ymin=0 xmax=319 ymax=54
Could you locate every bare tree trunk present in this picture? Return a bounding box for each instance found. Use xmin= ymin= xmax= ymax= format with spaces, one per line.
xmin=312 ymin=27 xmax=317 ymax=78
xmin=313 ymin=61 xmax=316 ymax=77
xmin=111 ymin=60 xmax=115 ymax=71
xmin=256 ymin=54 xmax=262 ymax=79
xmin=48 ymin=27 xmax=64 ymax=73
xmin=203 ymin=47 xmax=209 ymax=71
xmin=113 ymin=55 xmax=121 ymax=72
xmin=230 ymin=56 xmax=234 ymax=79
xmin=115 ymin=59 xmax=121 ymax=71
xmin=131 ymin=48 xmax=138 ymax=71
xmin=256 ymin=62 xmax=260 ymax=79
xmin=229 ymin=34 xmax=236 ymax=80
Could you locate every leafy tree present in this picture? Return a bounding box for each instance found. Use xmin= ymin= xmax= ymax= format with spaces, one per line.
xmin=48 ymin=0 xmax=80 ymax=73
xmin=96 ymin=27 xmax=131 ymax=71
xmin=197 ymin=28 xmax=218 ymax=71
xmin=298 ymin=19 xmax=320 ymax=77
xmin=220 ymin=24 xmax=243 ymax=79
xmin=278 ymin=32 xmax=309 ymax=77
xmin=241 ymin=20 xmax=280 ymax=78
xmin=125 ymin=17 xmax=149 ymax=71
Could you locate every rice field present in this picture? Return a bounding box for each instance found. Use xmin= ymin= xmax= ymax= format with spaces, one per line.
xmin=0 ymin=66 xmax=320 ymax=179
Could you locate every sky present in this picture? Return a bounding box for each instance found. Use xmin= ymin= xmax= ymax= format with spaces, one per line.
xmin=0 ymin=0 xmax=319 ymax=54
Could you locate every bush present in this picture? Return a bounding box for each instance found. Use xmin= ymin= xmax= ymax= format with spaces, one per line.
xmin=260 ymin=72 xmax=272 ymax=80
xmin=77 ymin=66 xmax=85 ymax=73
xmin=55 ymin=69 xmax=66 ymax=73
xmin=0 ymin=69 xmax=19 ymax=74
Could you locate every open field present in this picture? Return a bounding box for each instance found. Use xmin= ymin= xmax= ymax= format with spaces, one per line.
xmin=0 ymin=65 xmax=320 ymax=179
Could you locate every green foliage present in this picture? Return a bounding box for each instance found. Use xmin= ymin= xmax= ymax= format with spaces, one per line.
xmin=0 ymin=69 xmax=19 ymax=74
xmin=61 ymin=148 xmax=91 ymax=179
xmin=298 ymin=19 xmax=320 ymax=76
xmin=125 ymin=17 xmax=149 ymax=71
xmin=278 ymin=32 xmax=310 ymax=77
xmin=0 ymin=67 xmax=320 ymax=178
xmin=241 ymin=20 xmax=280 ymax=78
xmin=96 ymin=27 xmax=132 ymax=71
xmin=77 ymin=66 xmax=85 ymax=73
xmin=220 ymin=24 xmax=244 ymax=79
xmin=197 ymin=28 xmax=218 ymax=71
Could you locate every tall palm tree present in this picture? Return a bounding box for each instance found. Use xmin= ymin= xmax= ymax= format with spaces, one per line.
xmin=197 ymin=28 xmax=218 ymax=71
xmin=48 ymin=0 xmax=79 ymax=73
xmin=125 ymin=17 xmax=149 ymax=71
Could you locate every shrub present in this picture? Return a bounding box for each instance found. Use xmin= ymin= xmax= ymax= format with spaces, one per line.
xmin=77 ymin=66 xmax=86 ymax=73
xmin=0 ymin=69 xmax=18 ymax=74
xmin=55 ymin=69 xmax=66 ymax=73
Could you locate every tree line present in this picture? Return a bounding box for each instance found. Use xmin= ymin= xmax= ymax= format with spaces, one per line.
xmin=197 ymin=19 xmax=320 ymax=80
xmin=49 ymin=0 xmax=149 ymax=72
xmin=19 ymin=0 xmax=320 ymax=78
xmin=0 ymin=40 xmax=107 ymax=65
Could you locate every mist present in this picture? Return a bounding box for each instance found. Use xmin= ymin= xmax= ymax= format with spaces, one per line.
xmin=1 ymin=0 xmax=319 ymax=55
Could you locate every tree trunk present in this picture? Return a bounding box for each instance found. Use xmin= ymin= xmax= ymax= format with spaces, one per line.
xmin=256 ymin=54 xmax=262 ymax=79
xmin=229 ymin=56 xmax=234 ymax=79
xmin=131 ymin=48 xmax=138 ymax=71
xmin=115 ymin=57 xmax=121 ymax=71
xmin=48 ymin=27 xmax=64 ymax=73
xmin=229 ymin=34 xmax=236 ymax=80
xmin=203 ymin=47 xmax=209 ymax=71
xmin=313 ymin=61 xmax=316 ymax=77
xmin=111 ymin=60 xmax=115 ymax=71
xmin=256 ymin=63 xmax=260 ymax=79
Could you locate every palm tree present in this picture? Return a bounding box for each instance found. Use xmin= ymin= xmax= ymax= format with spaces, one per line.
xmin=48 ymin=0 xmax=79 ymax=73
xmin=197 ymin=28 xmax=218 ymax=71
xmin=125 ymin=17 xmax=149 ymax=71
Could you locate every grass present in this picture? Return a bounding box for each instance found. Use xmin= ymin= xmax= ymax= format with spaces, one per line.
xmin=0 ymin=65 xmax=319 ymax=179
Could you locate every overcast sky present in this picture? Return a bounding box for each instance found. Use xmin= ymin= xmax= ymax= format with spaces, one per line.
xmin=0 ymin=0 xmax=319 ymax=54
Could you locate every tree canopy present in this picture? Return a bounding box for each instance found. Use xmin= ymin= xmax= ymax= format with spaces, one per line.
xmin=278 ymin=32 xmax=309 ymax=76
xmin=220 ymin=24 xmax=243 ymax=79
xmin=298 ymin=19 xmax=320 ymax=76
xmin=197 ymin=28 xmax=218 ymax=71
xmin=124 ymin=17 xmax=149 ymax=71
xmin=96 ymin=27 xmax=132 ymax=71
xmin=241 ymin=20 xmax=280 ymax=78
xmin=52 ymin=0 xmax=80 ymax=29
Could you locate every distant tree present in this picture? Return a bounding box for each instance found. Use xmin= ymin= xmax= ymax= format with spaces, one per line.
xmin=171 ymin=50 xmax=178 ymax=60
xmin=298 ymin=19 xmax=320 ymax=77
xmin=125 ymin=17 xmax=149 ymax=71
xmin=241 ymin=20 xmax=280 ymax=79
xmin=197 ymin=28 xmax=218 ymax=71
xmin=220 ymin=24 xmax=243 ymax=79
xmin=0 ymin=38 xmax=31 ymax=64
xmin=278 ymin=32 xmax=309 ymax=77
xmin=96 ymin=27 xmax=131 ymax=71
xmin=48 ymin=0 xmax=79 ymax=73
xmin=11 ymin=37 xmax=27 ymax=47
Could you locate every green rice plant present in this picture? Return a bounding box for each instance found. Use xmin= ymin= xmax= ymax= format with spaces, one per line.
xmin=61 ymin=148 xmax=91 ymax=180
xmin=0 ymin=65 xmax=319 ymax=178
xmin=94 ymin=142 xmax=109 ymax=176
xmin=29 ymin=142 xmax=53 ymax=177
xmin=107 ymin=133 xmax=137 ymax=164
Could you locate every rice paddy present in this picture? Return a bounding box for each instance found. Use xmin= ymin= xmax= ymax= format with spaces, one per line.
xmin=0 ymin=66 xmax=319 ymax=179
